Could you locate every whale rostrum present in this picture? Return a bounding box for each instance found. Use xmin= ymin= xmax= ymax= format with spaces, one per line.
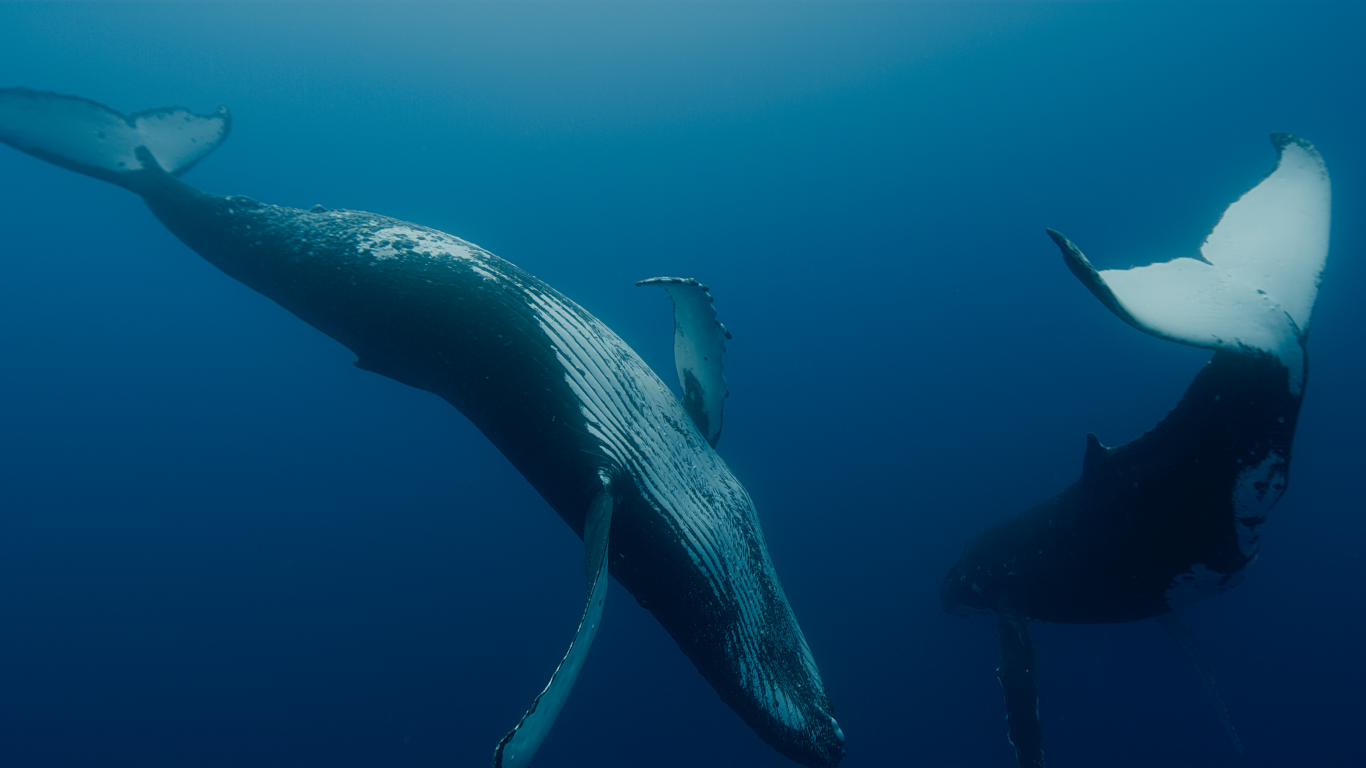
xmin=943 ymin=134 xmax=1330 ymax=767
xmin=0 ymin=87 xmax=845 ymax=768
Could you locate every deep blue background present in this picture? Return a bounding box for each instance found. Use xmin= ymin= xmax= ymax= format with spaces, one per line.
xmin=1 ymin=3 xmax=1363 ymax=767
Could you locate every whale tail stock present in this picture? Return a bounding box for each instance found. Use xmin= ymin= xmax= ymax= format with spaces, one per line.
xmin=0 ymin=87 xmax=230 ymax=194
xmin=1048 ymin=133 xmax=1330 ymax=393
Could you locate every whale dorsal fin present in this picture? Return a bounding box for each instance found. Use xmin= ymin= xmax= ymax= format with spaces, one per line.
xmin=1082 ymin=433 xmax=1110 ymax=477
xmin=1050 ymin=134 xmax=1330 ymax=393
xmin=636 ymin=277 xmax=731 ymax=448
xmin=0 ymin=87 xmax=230 ymax=190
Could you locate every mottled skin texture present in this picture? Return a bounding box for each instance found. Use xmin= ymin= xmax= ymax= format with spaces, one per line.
xmin=128 ymin=161 xmax=842 ymax=768
xmin=943 ymin=349 xmax=1303 ymax=623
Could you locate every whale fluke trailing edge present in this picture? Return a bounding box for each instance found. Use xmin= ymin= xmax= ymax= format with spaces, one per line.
xmin=0 ymin=88 xmax=845 ymax=768
xmin=944 ymin=134 xmax=1330 ymax=766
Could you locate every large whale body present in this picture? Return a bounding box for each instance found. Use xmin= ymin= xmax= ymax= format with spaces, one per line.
xmin=0 ymin=88 xmax=845 ymax=768
xmin=942 ymin=135 xmax=1330 ymax=768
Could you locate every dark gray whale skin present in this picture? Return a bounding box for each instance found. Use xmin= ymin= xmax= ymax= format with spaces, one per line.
xmin=936 ymin=133 xmax=1326 ymax=768
xmin=117 ymin=153 xmax=844 ymax=768
xmin=942 ymin=348 xmax=1302 ymax=768
xmin=135 ymin=160 xmax=600 ymax=521
xmin=941 ymin=348 xmax=1302 ymax=624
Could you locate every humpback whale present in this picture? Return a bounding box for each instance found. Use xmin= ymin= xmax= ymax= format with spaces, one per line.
xmin=942 ymin=134 xmax=1330 ymax=767
xmin=0 ymin=88 xmax=845 ymax=768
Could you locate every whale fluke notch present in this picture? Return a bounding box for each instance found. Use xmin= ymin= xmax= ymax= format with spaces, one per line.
xmin=494 ymin=479 xmax=615 ymax=768
xmin=1048 ymin=133 xmax=1330 ymax=394
xmin=0 ymin=87 xmax=230 ymax=191
xmin=636 ymin=277 xmax=731 ymax=448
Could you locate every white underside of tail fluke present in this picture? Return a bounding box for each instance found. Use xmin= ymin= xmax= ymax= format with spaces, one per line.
xmin=0 ymin=88 xmax=229 ymax=183
xmin=1053 ymin=134 xmax=1330 ymax=393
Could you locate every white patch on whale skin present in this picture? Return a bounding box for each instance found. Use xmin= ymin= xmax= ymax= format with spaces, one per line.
xmin=522 ymin=284 xmax=827 ymax=736
xmin=1166 ymin=563 xmax=1244 ymax=609
xmin=357 ymin=226 xmax=500 ymax=281
xmin=1232 ymin=451 xmax=1288 ymax=558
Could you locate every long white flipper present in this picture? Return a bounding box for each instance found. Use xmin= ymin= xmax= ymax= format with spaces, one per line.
xmin=1051 ymin=134 xmax=1330 ymax=393
xmin=636 ymin=277 xmax=731 ymax=447
xmin=1157 ymin=608 xmax=1244 ymax=756
xmin=0 ymin=88 xmax=229 ymax=189
xmin=493 ymin=484 xmax=614 ymax=768
xmin=996 ymin=611 xmax=1043 ymax=768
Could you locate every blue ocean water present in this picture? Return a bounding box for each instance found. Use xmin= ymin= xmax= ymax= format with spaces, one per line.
xmin=1 ymin=2 xmax=1362 ymax=767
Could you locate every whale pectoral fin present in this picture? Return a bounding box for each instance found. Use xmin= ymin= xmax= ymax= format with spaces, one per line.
xmin=1048 ymin=134 xmax=1329 ymax=387
xmin=493 ymin=484 xmax=615 ymax=768
xmin=635 ymin=277 xmax=730 ymax=447
xmin=997 ymin=611 xmax=1044 ymax=768
xmin=0 ymin=88 xmax=229 ymax=191
xmin=1157 ymin=608 xmax=1245 ymax=756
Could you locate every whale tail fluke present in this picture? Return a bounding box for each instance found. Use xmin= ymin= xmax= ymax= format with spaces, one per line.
xmin=1049 ymin=134 xmax=1330 ymax=392
xmin=0 ymin=87 xmax=230 ymax=193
